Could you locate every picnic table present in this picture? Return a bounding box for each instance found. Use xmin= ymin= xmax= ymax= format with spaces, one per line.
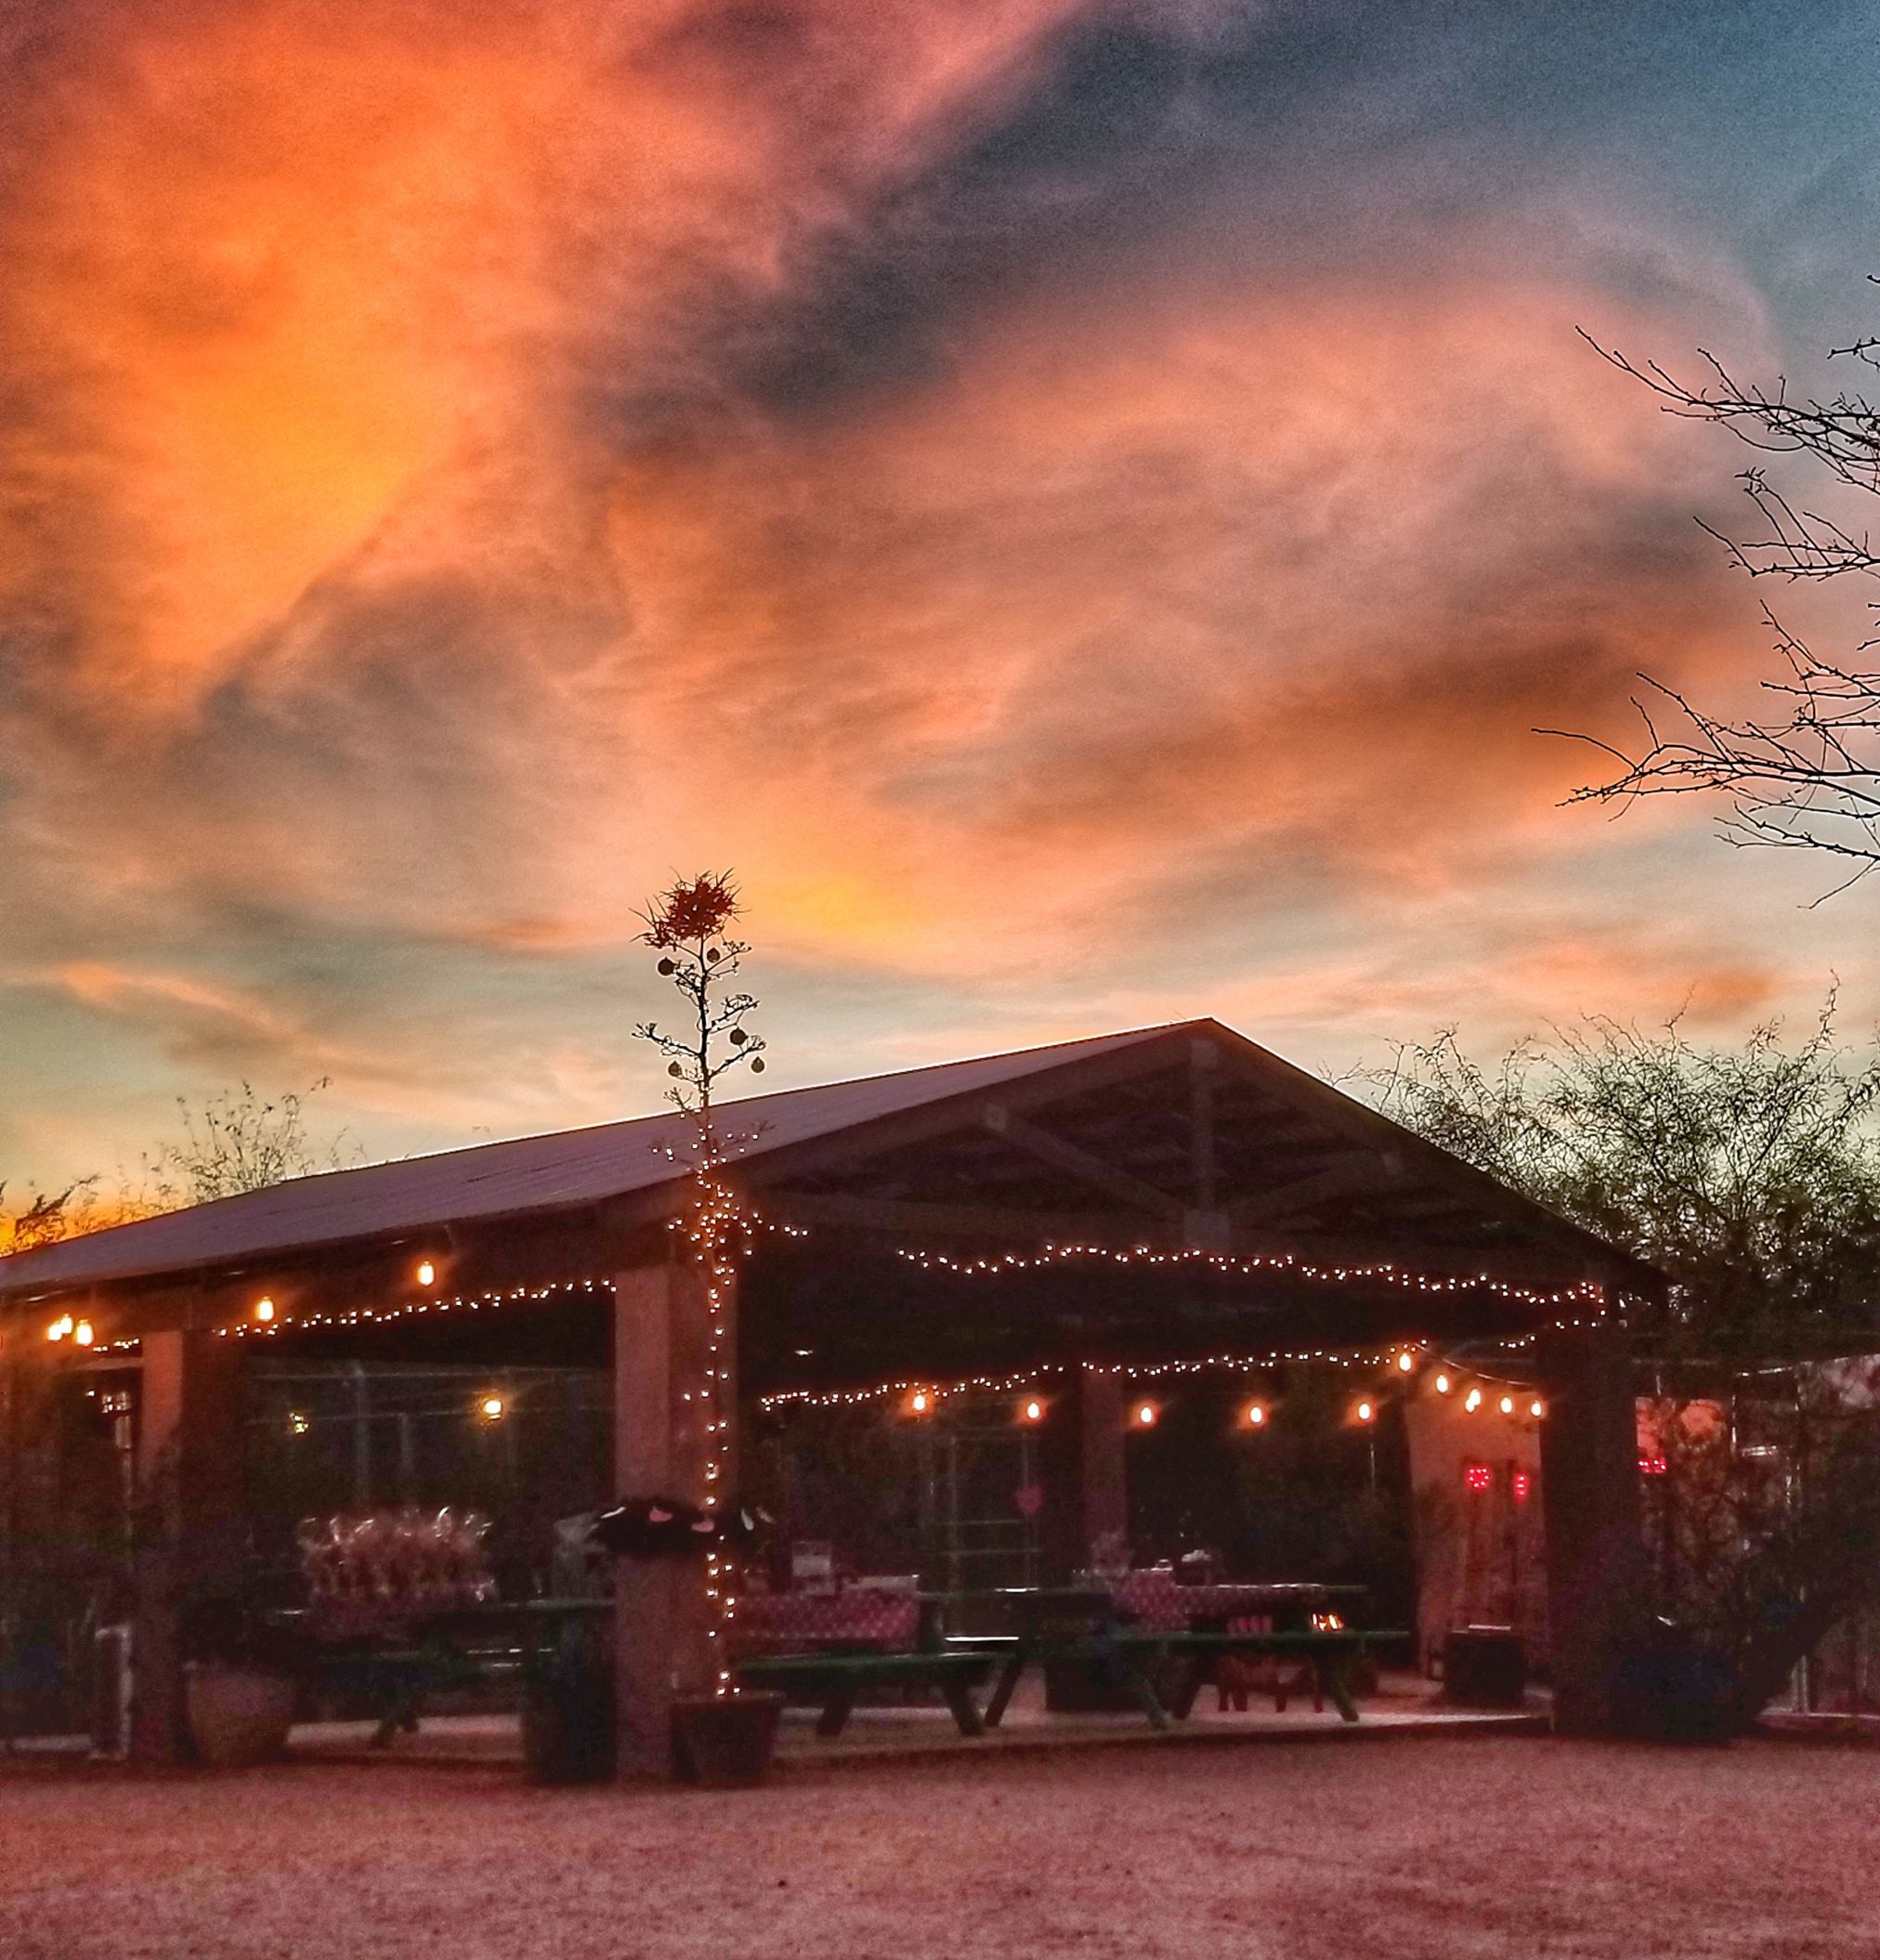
xmin=929 ymin=1587 xmax=1168 ymax=1727
xmin=932 ymin=1581 xmax=1395 ymax=1731
xmin=279 ymin=1580 xmax=1397 ymax=1747
xmin=274 ymin=1597 xmax=608 ymax=1745
xmin=726 ymin=1588 xmax=1000 ymax=1734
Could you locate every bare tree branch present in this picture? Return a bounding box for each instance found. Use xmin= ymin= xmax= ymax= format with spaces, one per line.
xmin=1560 ymin=328 xmax=1880 ymax=886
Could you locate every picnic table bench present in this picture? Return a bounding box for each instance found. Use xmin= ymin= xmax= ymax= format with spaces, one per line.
xmin=736 ymin=1649 xmax=995 ymax=1737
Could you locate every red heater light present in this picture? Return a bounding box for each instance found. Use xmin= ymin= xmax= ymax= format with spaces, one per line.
xmin=1511 ymin=1470 xmax=1532 ymax=1504
xmin=1464 ymin=1461 xmax=1493 ymax=1494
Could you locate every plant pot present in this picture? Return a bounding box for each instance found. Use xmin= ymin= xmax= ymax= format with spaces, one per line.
xmin=185 ymin=1666 xmax=297 ymax=1768
xmin=1612 ymin=1646 xmax=1739 ymax=1744
xmin=671 ymin=1690 xmax=783 ymax=1787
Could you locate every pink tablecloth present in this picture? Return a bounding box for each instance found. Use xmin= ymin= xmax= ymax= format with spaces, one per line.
xmin=730 ymin=1589 xmax=920 ymax=1656
xmin=1111 ymin=1575 xmax=1327 ymax=1634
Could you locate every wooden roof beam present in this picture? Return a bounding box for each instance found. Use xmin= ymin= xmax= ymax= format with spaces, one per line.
xmin=1189 ymin=1038 xmax=1219 ymax=1209
xmin=1208 ymin=1038 xmax=1654 ymax=1282
xmin=1226 ymin=1151 xmax=1406 ymax=1227
xmin=982 ymin=1103 xmax=1186 ymax=1222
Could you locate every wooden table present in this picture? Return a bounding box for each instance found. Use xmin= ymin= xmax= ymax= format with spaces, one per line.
xmin=930 ymin=1584 xmax=1387 ymax=1731
xmin=272 ymin=1597 xmax=608 ymax=1745
xmin=933 ymin=1588 xmax=1178 ymax=1729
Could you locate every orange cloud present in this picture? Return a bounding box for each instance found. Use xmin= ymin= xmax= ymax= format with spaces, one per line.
xmin=1 ymin=0 xmax=1093 ymax=712
xmin=584 ymin=259 xmax=1762 ymax=965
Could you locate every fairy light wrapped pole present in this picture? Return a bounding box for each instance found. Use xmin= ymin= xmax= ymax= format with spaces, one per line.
xmin=622 ymin=873 xmax=769 ymax=1767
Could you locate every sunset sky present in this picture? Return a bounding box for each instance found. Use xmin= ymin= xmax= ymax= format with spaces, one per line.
xmin=3 ymin=0 xmax=1878 ymax=1192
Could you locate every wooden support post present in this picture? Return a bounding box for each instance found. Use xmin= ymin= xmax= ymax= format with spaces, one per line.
xmin=1538 ymin=1323 xmax=1648 ymax=1735
xmin=1081 ymin=1369 xmax=1129 ymax=1562
xmin=612 ymin=1247 xmax=724 ymax=1779
xmin=1040 ymin=1369 xmax=1130 ymax=1578
xmin=131 ymin=1329 xmax=246 ymax=1762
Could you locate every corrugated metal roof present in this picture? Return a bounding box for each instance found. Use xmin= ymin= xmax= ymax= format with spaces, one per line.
xmin=0 ymin=1023 xmax=1185 ymax=1295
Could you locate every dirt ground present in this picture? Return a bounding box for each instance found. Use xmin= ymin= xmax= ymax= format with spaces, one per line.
xmin=2 ymin=1735 xmax=1875 ymax=1960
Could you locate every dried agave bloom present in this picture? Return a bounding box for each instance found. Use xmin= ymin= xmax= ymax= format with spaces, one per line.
xmin=633 ymin=870 xmax=767 ymax=1122
xmin=641 ymin=872 xmax=741 ymax=950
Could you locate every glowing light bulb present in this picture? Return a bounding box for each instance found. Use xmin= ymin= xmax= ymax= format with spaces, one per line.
xmin=1434 ymin=1374 xmax=1451 ymax=1394
xmin=480 ymin=1394 xmax=505 ymax=1421
xmin=73 ymin=1320 xmax=94 ymax=1347
xmin=1021 ymin=1398 xmax=1043 ymax=1423
xmin=255 ymin=1298 xmax=275 ymax=1324
xmin=288 ymin=1410 xmax=310 ymax=1437
xmin=1397 ymin=1353 xmax=1415 ymax=1373
xmin=1530 ymin=1399 xmax=1545 ymax=1418
xmin=416 ymin=1261 xmax=437 ymax=1288
xmin=1499 ymin=1395 xmax=1515 ymax=1416
xmin=1246 ymin=1402 xmax=1266 ymax=1427
xmin=909 ymin=1391 xmax=930 ymax=1415
xmin=1356 ymin=1401 xmax=1374 ymax=1423
xmin=1464 ymin=1389 xmax=1482 ymax=1412
xmin=1135 ymin=1402 xmax=1157 ymax=1428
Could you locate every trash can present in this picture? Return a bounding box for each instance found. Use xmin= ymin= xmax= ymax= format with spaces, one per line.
xmin=1443 ymin=1625 xmax=1527 ymax=1706
xmin=522 ymin=1615 xmax=615 ymax=1784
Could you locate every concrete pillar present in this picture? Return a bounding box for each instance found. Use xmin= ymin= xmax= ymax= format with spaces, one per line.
xmin=1538 ymin=1323 xmax=1648 ymax=1735
xmin=130 ymin=1328 xmax=246 ymax=1761
xmin=612 ymin=1247 xmax=725 ymax=1779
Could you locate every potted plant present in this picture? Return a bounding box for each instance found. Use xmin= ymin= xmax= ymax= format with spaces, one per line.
xmin=670 ymin=1682 xmax=784 ymax=1788
xmin=179 ymin=1579 xmax=302 ymax=1769
xmin=1612 ymin=1617 xmax=1739 ymax=1744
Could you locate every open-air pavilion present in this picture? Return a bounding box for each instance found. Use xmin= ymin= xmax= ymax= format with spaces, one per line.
xmin=0 ymin=1018 xmax=1659 ymax=1774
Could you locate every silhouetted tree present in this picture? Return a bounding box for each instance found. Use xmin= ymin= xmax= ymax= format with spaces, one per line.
xmin=0 ymin=1182 xmax=93 ymax=1254
xmin=1565 ymin=317 xmax=1880 ymax=891
xmin=143 ymin=1079 xmax=356 ymax=1207
xmin=1366 ymin=1002 xmax=1880 ymax=1360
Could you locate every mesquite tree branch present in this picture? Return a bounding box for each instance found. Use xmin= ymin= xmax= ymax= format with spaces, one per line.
xmin=1557 ymin=325 xmax=1880 ymax=887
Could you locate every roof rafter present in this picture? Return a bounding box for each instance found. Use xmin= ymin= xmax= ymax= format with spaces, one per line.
xmin=980 ymin=1103 xmax=1186 ymax=1222
xmin=1226 ymin=1151 xmax=1405 ymax=1227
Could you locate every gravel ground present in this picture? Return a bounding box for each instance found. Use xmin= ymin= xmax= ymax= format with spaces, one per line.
xmin=2 ymin=1736 xmax=1874 ymax=1959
